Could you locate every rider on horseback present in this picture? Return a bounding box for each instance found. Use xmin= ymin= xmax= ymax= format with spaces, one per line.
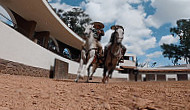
xmin=76 ymin=23 xmax=104 ymax=82
xmin=104 ymin=25 xmax=126 ymax=62
xmin=82 ymin=22 xmax=104 ymax=59
xmin=92 ymin=22 xmax=104 ymax=58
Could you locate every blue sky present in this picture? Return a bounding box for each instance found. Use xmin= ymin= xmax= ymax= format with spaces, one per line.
xmin=1 ymin=0 xmax=190 ymax=67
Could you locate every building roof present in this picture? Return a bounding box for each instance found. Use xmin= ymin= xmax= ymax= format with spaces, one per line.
xmin=139 ymin=68 xmax=190 ymax=72
xmin=120 ymin=66 xmax=136 ymax=69
xmin=139 ymin=64 xmax=190 ymax=73
xmin=0 ymin=0 xmax=84 ymax=50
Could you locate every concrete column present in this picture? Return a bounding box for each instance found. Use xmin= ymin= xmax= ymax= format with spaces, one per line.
xmin=44 ymin=34 xmax=50 ymax=48
xmin=141 ymin=74 xmax=145 ymax=81
xmin=155 ymin=74 xmax=157 ymax=81
xmin=27 ymin=21 xmax=37 ymax=40
xmin=166 ymin=75 xmax=168 ymax=81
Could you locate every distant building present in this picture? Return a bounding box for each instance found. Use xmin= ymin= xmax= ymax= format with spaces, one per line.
xmin=139 ymin=65 xmax=190 ymax=81
xmin=116 ymin=54 xmax=190 ymax=81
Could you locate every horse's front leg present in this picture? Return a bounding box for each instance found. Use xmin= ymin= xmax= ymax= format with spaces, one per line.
xmin=102 ymin=66 xmax=108 ymax=84
xmin=75 ymin=50 xmax=86 ymax=82
xmin=89 ymin=63 xmax=99 ymax=80
xmin=85 ymin=50 xmax=95 ymax=82
xmin=75 ymin=58 xmax=84 ymax=82
xmin=107 ymin=69 xmax=114 ymax=83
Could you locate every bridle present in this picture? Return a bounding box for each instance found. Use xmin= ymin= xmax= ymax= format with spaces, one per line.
xmin=110 ymin=28 xmax=124 ymax=59
xmin=114 ymin=28 xmax=124 ymax=44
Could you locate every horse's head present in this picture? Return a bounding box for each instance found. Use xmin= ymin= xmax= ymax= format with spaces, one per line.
xmin=111 ymin=25 xmax=124 ymax=44
xmin=84 ymin=24 xmax=94 ymax=37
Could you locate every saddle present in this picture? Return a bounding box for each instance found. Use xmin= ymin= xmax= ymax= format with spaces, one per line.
xmin=92 ymin=49 xmax=104 ymax=64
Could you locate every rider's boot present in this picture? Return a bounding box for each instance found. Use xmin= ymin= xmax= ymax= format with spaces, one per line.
xmin=119 ymin=45 xmax=127 ymax=62
xmin=97 ymin=46 xmax=104 ymax=64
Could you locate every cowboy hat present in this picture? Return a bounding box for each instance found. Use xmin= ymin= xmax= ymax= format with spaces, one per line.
xmin=111 ymin=25 xmax=124 ymax=30
xmin=91 ymin=22 xmax=104 ymax=29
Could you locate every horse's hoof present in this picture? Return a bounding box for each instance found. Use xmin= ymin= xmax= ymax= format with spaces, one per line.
xmin=74 ymin=79 xmax=78 ymax=82
xmin=102 ymin=79 xmax=105 ymax=84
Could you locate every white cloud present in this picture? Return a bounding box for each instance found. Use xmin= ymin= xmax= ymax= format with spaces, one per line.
xmin=82 ymin=0 xmax=124 ymax=23
xmin=127 ymin=37 xmax=156 ymax=55
xmin=146 ymin=51 xmax=162 ymax=58
xmin=101 ymin=29 xmax=113 ymax=47
xmin=48 ymin=0 xmax=157 ymax=56
xmin=159 ymin=35 xmax=179 ymax=45
xmin=82 ymin=0 xmax=156 ymax=56
xmin=49 ymin=1 xmax=77 ymax=12
xmin=146 ymin=0 xmax=190 ymax=28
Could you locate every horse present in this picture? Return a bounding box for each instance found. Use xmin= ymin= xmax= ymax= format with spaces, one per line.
xmin=102 ymin=26 xmax=124 ymax=83
xmin=75 ymin=24 xmax=100 ymax=82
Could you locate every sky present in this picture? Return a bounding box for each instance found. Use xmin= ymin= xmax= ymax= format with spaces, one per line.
xmin=1 ymin=0 xmax=190 ymax=67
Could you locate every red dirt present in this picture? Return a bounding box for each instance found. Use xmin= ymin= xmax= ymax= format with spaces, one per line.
xmin=0 ymin=73 xmax=190 ymax=110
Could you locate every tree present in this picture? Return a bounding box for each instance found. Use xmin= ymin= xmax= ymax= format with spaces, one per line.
xmin=55 ymin=8 xmax=92 ymax=37
xmin=161 ymin=19 xmax=190 ymax=65
xmin=161 ymin=44 xmax=182 ymax=65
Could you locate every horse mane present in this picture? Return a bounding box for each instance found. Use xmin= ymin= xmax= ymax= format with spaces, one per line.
xmin=110 ymin=32 xmax=115 ymax=43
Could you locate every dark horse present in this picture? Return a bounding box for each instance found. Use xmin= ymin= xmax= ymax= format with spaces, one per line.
xmin=102 ymin=25 xmax=125 ymax=83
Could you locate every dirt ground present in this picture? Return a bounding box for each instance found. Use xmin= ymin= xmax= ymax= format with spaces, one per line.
xmin=0 ymin=73 xmax=190 ymax=110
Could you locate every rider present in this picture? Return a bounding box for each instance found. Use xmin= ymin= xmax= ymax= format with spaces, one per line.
xmin=82 ymin=22 xmax=105 ymax=58
xmin=104 ymin=25 xmax=126 ymax=62
xmin=92 ymin=22 xmax=104 ymax=58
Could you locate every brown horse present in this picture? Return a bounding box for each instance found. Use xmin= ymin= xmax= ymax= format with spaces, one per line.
xmin=102 ymin=26 xmax=124 ymax=83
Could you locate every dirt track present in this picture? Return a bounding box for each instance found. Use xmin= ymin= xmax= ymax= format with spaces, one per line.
xmin=0 ymin=73 xmax=190 ymax=110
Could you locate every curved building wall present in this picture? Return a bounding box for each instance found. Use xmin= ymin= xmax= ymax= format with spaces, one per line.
xmin=0 ymin=21 xmax=78 ymax=73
